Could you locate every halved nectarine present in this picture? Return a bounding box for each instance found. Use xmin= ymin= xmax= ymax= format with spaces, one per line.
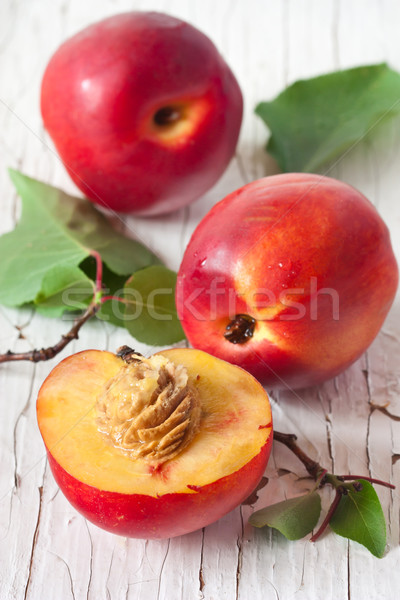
xmin=37 ymin=347 xmax=272 ymax=539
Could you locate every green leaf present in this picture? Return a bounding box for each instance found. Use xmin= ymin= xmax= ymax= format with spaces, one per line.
xmin=123 ymin=265 xmax=186 ymax=346
xmin=329 ymin=480 xmax=386 ymax=558
xmin=0 ymin=172 xmax=88 ymax=306
xmin=34 ymin=265 xmax=93 ymax=317
xmin=249 ymin=491 xmax=321 ymax=540
xmin=256 ymin=63 xmax=400 ymax=172
xmin=0 ymin=170 xmax=160 ymax=308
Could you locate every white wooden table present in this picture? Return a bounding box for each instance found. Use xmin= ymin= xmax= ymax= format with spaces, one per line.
xmin=1 ymin=1 xmax=400 ymax=598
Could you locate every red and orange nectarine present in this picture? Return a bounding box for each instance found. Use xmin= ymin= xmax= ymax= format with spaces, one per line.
xmin=176 ymin=173 xmax=398 ymax=389
xmin=40 ymin=12 xmax=243 ymax=215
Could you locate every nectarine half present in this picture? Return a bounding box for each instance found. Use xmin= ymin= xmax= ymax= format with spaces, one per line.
xmin=37 ymin=347 xmax=272 ymax=538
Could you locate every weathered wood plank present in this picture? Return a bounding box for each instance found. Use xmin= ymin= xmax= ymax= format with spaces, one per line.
xmin=1 ymin=1 xmax=400 ymax=599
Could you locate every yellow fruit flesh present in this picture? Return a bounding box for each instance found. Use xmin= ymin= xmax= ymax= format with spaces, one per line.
xmin=37 ymin=348 xmax=272 ymax=497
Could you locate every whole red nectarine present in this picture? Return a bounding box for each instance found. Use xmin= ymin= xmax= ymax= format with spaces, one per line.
xmin=37 ymin=347 xmax=272 ymax=538
xmin=40 ymin=12 xmax=243 ymax=215
xmin=176 ymin=173 xmax=398 ymax=389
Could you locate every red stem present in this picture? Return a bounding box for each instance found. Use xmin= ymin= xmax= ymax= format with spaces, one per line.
xmin=310 ymin=489 xmax=342 ymax=543
xmin=101 ymin=295 xmax=127 ymax=304
xmin=89 ymin=249 xmax=103 ymax=293
xmin=339 ymin=475 xmax=395 ymax=490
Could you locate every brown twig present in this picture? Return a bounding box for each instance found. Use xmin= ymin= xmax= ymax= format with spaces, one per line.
xmin=273 ymin=430 xmax=322 ymax=480
xmin=0 ymin=302 xmax=99 ymax=364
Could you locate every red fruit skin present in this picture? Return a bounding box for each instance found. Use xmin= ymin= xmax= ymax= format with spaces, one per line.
xmin=176 ymin=173 xmax=399 ymax=390
xmin=45 ymin=433 xmax=272 ymax=539
xmin=40 ymin=12 xmax=243 ymax=215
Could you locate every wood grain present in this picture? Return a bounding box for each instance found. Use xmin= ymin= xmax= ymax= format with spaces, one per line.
xmin=1 ymin=1 xmax=400 ymax=598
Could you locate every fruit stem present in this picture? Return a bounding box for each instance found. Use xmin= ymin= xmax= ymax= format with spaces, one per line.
xmin=89 ymin=249 xmax=103 ymax=293
xmin=273 ymin=431 xmax=322 ymax=480
xmin=338 ymin=474 xmax=395 ymax=489
xmin=101 ymin=295 xmax=127 ymax=304
xmin=310 ymin=489 xmax=342 ymax=542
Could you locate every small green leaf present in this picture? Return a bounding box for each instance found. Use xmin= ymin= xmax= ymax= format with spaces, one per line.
xmin=256 ymin=63 xmax=400 ymax=172
xmin=249 ymin=491 xmax=321 ymax=540
xmin=123 ymin=265 xmax=185 ymax=346
xmin=34 ymin=265 xmax=93 ymax=316
xmin=0 ymin=170 xmax=160 ymax=308
xmin=329 ymin=480 xmax=386 ymax=558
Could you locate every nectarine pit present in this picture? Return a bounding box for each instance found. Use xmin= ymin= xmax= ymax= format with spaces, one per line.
xmin=224 ymin=313 xmax=256 ymax=344
xmin=96 ymin=351 xmax=201 ymax=463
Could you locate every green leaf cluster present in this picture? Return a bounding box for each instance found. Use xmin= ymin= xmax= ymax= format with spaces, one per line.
xmin=256 ymin=63 xmax=400 ymax=173
xmin=0 ymin=170 xmax=185 ymax=346
xmin=249 ymin=479 xmax=386 ymax=558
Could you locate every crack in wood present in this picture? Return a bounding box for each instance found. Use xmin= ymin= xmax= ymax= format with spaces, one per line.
xmin=317 ymin=388 xmax=335 ymax=472
xmin=235 ymin=506 xmax=244 ymax=600
xmin=392 ymin=454 xmax=400 ymax=465
xmin=156 ymin=539 xmax=170 ymax=600
xmin=242 ymin=476 xmax=269 ymax=506
xmin=325 ymin=414 xmax=335 ymax=473
xmin=105 ymin=545 xmax=116 ymax=600
xmin=370 ymin=403 xmax=400 ymax=422
xmin=363 ymin=361 xmax=373 ymax=478
xmin=84 ymin=520 xmax=94 ymax=600
xmin=198 ymin=528 xmax=205 ymax=594
xmin=23 ymin=485 xmax=43 ymax=600
xmin=50 ymin=552 xmax=76 ymax=600
xmin=12 ymin=364 xmax=36 ymax=490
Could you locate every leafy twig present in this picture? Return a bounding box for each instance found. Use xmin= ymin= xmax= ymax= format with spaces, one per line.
xmin=264 ymin=430 xmax=394 ymax=553
xmin=273 ymin=430 xmax=395 ymax=490
xmin=0 ymin=250 xmax=106 ymax=364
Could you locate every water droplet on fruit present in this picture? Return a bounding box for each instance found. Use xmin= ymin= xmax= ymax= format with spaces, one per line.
xmin=278 ymin=259 xmax=292 ymax=271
